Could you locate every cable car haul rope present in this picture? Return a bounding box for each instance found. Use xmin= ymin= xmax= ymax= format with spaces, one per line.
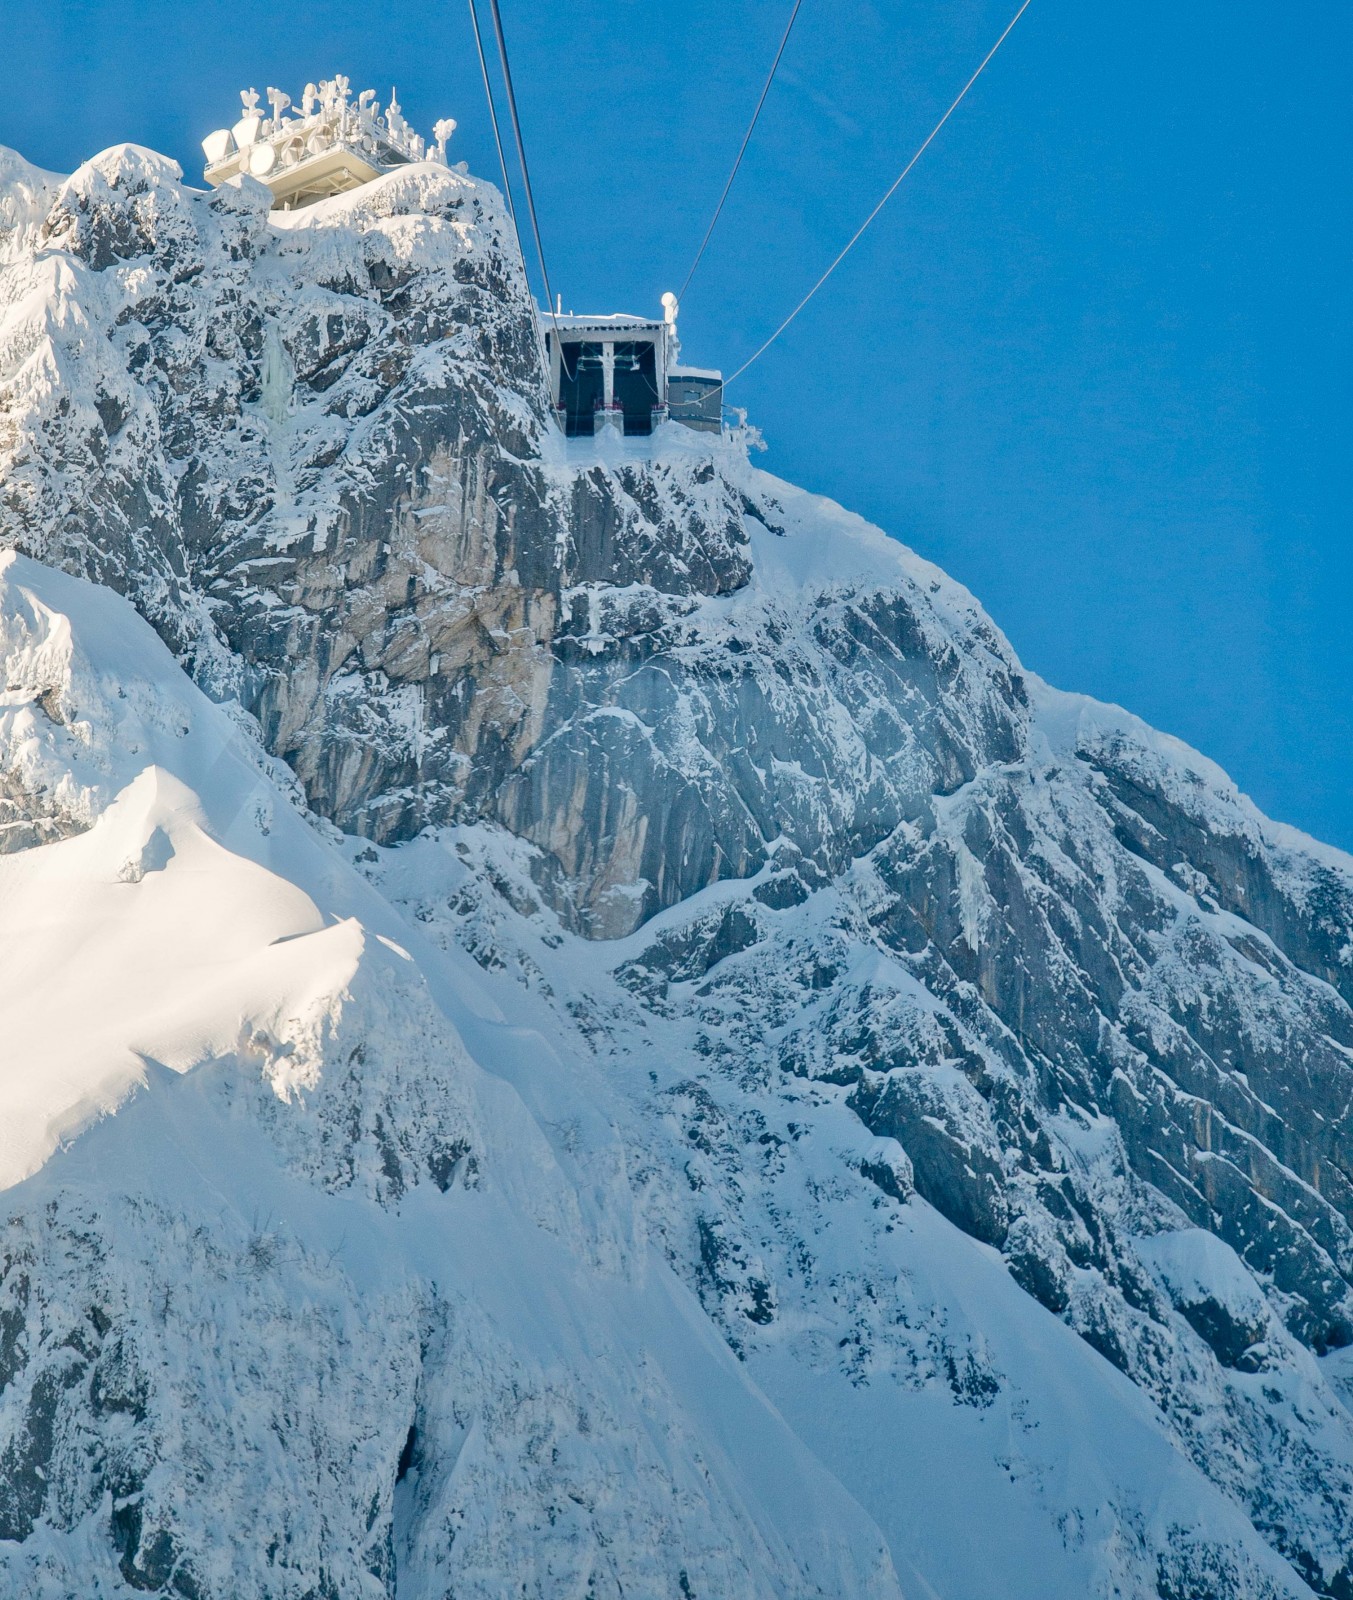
xmin=465 ymin=1 xmax=521 ymax=242
xmin=725 ymin=0 xmax=1034 ymax=386
xmin=464 ymin=0 xmax=1035 ymax=389
xmin=677 ymin=0 xmax=806 ymax=304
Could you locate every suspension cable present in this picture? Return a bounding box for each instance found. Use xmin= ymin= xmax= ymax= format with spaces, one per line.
xmin=677 ymin=0 xmax=806 ymax=304
xmin=725 ymin=0 xmax=1033 ymax=387
xmin=485 ymin=0 xmax=562 ymax=341
xmin=466 ymin=0 xmax=522 ymax=241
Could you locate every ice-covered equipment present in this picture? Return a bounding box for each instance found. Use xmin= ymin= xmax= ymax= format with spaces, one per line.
xmin=201 ymin=77 xmax=455 ymax=210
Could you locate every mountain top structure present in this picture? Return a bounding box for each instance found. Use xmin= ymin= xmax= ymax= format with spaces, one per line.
xmin=202 ymin=77 xmax=459 ymax=210
xmin=543 ymin=302 xmax=725 ymax=439
xmin=202 ymin=77 xmax=726 ymax=441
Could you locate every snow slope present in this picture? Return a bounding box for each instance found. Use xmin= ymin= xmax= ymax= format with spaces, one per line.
xmin=0 ymin=133 xmax=1352 ymax=1598
xmin=0 ymin=545 xmax=1326 ymax=1600
xmin=0 ymin=550 xmax=907 ymax=1598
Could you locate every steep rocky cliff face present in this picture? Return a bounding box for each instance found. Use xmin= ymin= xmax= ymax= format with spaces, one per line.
xmin=2 ymin=138 xmax=1353 ymax=1600
xmin=0 ymin=142 xmax=754 ymax=934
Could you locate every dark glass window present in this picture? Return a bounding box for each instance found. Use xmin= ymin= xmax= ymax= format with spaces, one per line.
xmin=611 ymin=341 xmax=659 ymax=436
xmin=555 ymin=340 xmax=604 ymax=436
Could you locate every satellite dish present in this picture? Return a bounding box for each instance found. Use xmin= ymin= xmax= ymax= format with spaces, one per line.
xmin=201 ymin=129 xmax=235 ymax=166
xmin=661 ymin=291 xmax=679 ymax=325
xmin=248 ymin=143 xmax=277 ymax=177
xmin=232 ymin=114 xmax=262 ymax=150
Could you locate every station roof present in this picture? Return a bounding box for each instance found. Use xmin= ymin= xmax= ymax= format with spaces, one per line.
xmin=541 ymin=312 xmax=665 ymax=336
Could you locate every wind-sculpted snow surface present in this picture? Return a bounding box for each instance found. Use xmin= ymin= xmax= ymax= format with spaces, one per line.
xmin=1 ymin=138 xmax=1352 ymax=1598
xmin=0 ymin=554 xmax=901 ymax=1599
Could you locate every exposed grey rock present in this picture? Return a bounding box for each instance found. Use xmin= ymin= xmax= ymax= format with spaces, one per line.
xmin=0 ymin=142 xmax=1013 ymax=937
xmin=2 ymin=136 xmax=1353 ymax=1599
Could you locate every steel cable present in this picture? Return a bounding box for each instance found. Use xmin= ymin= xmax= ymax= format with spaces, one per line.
xmin=485 ymin=0 xmax=562 ymax=341
xmin=677 ymin=0 xmax=806 ymax=303
xmin=725 ymin=0 xmax=1034 ymax=387
xmin=467 ymin=0 xmax=522 ymax=240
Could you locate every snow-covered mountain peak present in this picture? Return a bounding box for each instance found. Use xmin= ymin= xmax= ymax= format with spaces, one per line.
xmin=1 ymin=130 xmax=1352 ymax=1598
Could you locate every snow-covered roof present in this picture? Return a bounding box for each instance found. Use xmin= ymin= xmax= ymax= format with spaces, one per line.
xmin=541 ymin=312 xmax=665 ymax=335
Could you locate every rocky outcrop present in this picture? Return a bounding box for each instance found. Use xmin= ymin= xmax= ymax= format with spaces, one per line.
xmin=2 ymin=136 xmax=1353 ymax=1598
xmin=0 ymin=145 xmax=755 ymax=932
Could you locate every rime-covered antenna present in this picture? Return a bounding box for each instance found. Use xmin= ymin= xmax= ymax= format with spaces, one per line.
xmin=204 ymin=73 xmax=463 ymax=208
xmin=433 ymin=119 xmax=458 ymax=161
xmin=661 ymin=291 xmax=680 ymax=363
xmin=265 ymin=88 xmax=291 ymax=130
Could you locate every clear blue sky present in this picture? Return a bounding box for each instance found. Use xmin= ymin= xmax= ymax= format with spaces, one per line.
xmin=7 ymin=2 xmax=1351 ymax=850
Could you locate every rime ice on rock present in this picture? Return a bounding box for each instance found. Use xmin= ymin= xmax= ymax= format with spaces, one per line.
xmin=8 ymin=101 xmax=1353 ymax=1600
xmin=201 ymin=76 xmax=456 ymax=210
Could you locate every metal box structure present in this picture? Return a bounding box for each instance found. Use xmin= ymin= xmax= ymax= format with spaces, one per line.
xmin=544 ymin=298 xmax=723 ymax=438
